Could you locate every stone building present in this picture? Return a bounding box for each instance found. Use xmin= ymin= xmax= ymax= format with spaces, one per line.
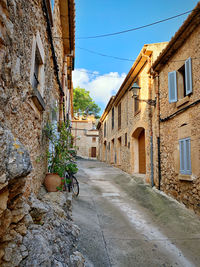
xmin=0 ymin=0 xmax=75 ymax=265
xmin=150 ymin=3 xmax=200 ymax=214
xmin=72 ymin=116 xmax=99 ymax=159
xmin=97 ymin=43 xmax=167 ymax=184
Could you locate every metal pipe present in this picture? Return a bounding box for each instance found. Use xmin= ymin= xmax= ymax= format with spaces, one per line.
xmin=157 ymin=137 xmax=161 ymax=190
xmin=150 ymin=135 xmax=154 ymax=187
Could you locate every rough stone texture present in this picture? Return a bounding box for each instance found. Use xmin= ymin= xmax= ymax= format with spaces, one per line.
xmin=0 ymin=0 xmax=74 ymax=264
xmin=0 ymin=124 xmax=32 ymax=182
xmin=18 ymin=191 xmax=84 ymax=267
xmin=153 ymin=24 xmax=200 ymax=215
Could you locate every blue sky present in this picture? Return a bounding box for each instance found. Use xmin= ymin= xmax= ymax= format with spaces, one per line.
xmin=72 ymin=0 xmax=199 ymax=114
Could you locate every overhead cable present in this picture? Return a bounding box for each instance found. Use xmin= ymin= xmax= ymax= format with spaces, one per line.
xmin=77 ymin=46 xmax=134 ymax=62
xmin=76 ymin=9 xmax=196 ymax=39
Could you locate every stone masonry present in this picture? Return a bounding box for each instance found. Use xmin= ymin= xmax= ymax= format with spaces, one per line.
xmin=0 ymin=0 xmax=75 ymax=265
xmin=98 ymin=43 xmax=167 ymax=184
xmin=151 ymin=4 xmax=200 ymax=215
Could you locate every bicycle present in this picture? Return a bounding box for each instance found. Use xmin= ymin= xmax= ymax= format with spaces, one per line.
xmin=65 ymin=170 xmax=79 ymax=197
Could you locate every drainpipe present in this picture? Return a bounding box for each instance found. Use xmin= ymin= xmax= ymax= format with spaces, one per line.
xmin=150 ymin=135 xmax=154 ymax=187
xmin=155 ymin=73 xmax=161 ymax=190
xmin=148 ymin=56 xmax=154 ymax=187
xmin=157 ymin=136 xmax=161 ymax=190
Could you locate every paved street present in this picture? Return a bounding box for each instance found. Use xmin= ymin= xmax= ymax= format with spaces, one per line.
xmin=72 ymin=159 xmax=200 ymax=267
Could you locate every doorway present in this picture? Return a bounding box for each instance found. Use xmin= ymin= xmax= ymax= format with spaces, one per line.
xmin=138 ymin=129 xmax=146 ymax=174
xmin=91 ymin=147 xmax=96 ymax=158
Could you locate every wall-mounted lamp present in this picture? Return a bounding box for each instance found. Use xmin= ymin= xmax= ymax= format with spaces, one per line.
xmin=129 ymin=82 xmax=156 ymax=107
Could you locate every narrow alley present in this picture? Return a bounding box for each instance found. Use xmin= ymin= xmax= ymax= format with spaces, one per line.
xmin=73 ymin=159 xmax=200 ymax=267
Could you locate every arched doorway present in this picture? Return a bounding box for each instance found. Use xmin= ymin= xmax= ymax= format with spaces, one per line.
xmin=138 ymin=129 xmax=146 ymax=174
xmin=132 ymin=127 xmax=146 ymax=174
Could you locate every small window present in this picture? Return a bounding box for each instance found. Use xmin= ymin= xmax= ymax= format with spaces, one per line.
xmin=92 ymin=137 xmax=96 ymax=142
xmin=32 ymin=47 xmax=42 ymax=90
xmin=179 ymin=137 xmax=191 ymax=175
xmin=118 ymin=103 xmax=121 ymax=130
xmin=30 ymin=32 xmax=45 ymax=111
xmin=125 ymin=133 xmax=127 ymax=146
xmin=104 ymin=121 xmax=106 ymax=137
xmin=112 ymin=107 xmax=114 ymax=130
xmin=134 ymin=96 xmax=140 ymax=114
xmin=168 ymin=58 xmax=192 ymax=103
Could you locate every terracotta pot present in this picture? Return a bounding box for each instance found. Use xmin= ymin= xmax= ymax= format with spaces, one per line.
xmin=44 ymin=173 xmax=61 ymax=192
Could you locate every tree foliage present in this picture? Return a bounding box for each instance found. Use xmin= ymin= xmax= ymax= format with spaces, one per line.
xmin=73 ymin=86 xmax=101 ymax=118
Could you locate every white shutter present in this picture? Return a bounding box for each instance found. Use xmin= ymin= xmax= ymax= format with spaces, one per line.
xmin=185 ymin=57 xmax=192 ymax=95
xmin=168 ymin=71 xmax=177 ymax=103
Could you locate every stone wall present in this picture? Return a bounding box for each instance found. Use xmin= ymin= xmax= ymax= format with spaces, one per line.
xmin=0 ymin=0 xmax=68 ymax=264
xmin=98 ymin=43 xmax=167 ymax=184
xmin=154 ymin=25 xmax=200 ymax=215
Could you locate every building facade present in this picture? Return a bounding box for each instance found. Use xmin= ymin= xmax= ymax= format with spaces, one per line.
xmin=0 ymin=0 xmax=75 ymax=264
xmin=98 ymin=43 xmax=167 ymax=184
xmin=72 ymin=116 xmax=99 ymax=159
xmin=151 ymin=3 xmax=200 ymax=214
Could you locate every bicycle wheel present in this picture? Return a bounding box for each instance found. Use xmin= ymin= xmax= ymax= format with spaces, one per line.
xmin=71 ymin=175 xmax=79 ymax=197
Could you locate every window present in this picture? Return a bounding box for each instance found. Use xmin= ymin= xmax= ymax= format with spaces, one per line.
xmin=112 ymin=107 xmax=114 ymax=129
xmin=179 ymin=137 xmax=191 ymax=175
xmin=118 ymin=103 xmax=121 ymax=130
xmin=30 ymin=32 xmax=45 ymax=111
xmin=104 ymin=121 xmax=106 ymax=137
xmin=92 ymin=137 xmax=96 ymax=142
xmin=30 ymin=32 xmax=45 ymax=96
xmin=32 ymin=47 xmax=42 ymax=90
xmin=125 ymin=133 xmax=127 ymax=146
xmin=134 ymin=79 xmax=140 ymax=114
xmin=134 ymin=96 xmax=140 ymax=114
xmin=168 ymin=57 xmax=192 ymax=103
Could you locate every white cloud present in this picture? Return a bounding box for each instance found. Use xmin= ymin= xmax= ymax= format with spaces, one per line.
xmin=72 ymin=69 xmax=126 ymax=106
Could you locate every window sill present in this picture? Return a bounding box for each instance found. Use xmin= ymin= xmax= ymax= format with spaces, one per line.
xmin=31 ymin=87 xmax=45 ymax=112
xmin=176 ymin=96 xmax=189 ymax=108
xmin=178 ymin=174 xmax=193 ymax=181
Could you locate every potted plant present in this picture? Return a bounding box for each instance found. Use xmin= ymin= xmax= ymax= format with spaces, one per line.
xmin=44 ymin=121 xmax=77 ymax=192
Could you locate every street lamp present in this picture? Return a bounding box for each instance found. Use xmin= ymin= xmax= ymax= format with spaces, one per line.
xmin=130 ymin=82 xmax=156 ymax=107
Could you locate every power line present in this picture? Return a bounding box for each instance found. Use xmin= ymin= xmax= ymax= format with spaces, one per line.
xmin=76 ymin=9 xmax=196 ymax=39
xmin=77 ymin=46 xmax=134 ymax=62
xmin=53 ymin=8 xmax=197 ymax=40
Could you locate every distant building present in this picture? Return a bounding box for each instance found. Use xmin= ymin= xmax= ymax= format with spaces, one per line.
xmin=72 ymin=116 xmax=99 ymax=159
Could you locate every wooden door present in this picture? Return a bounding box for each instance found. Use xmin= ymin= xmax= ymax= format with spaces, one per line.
xmin=138 ymin=130 xmax=146 ymax=174
xmin=91 ymin=147 xmax=96 ymax=158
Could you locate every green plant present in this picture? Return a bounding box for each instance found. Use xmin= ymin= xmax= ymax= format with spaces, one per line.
xmin=44 ymin=121 xmax=78 ymax=178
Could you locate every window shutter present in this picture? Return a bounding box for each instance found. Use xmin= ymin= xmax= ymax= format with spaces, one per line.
xmin=118 ymin=103 xmax=121 ymax=129
xmin=185 ymin=57 xmax=192 ymax=95
xmin=185 ymin=138 xmax=191 ymax=174
xmin=179 ymin=140 xmax=185 ymax=173
xmin=179 ymin=138 xmax=192 ymax=175
xmin=168 ymin=71 xmax=177 ymax=103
